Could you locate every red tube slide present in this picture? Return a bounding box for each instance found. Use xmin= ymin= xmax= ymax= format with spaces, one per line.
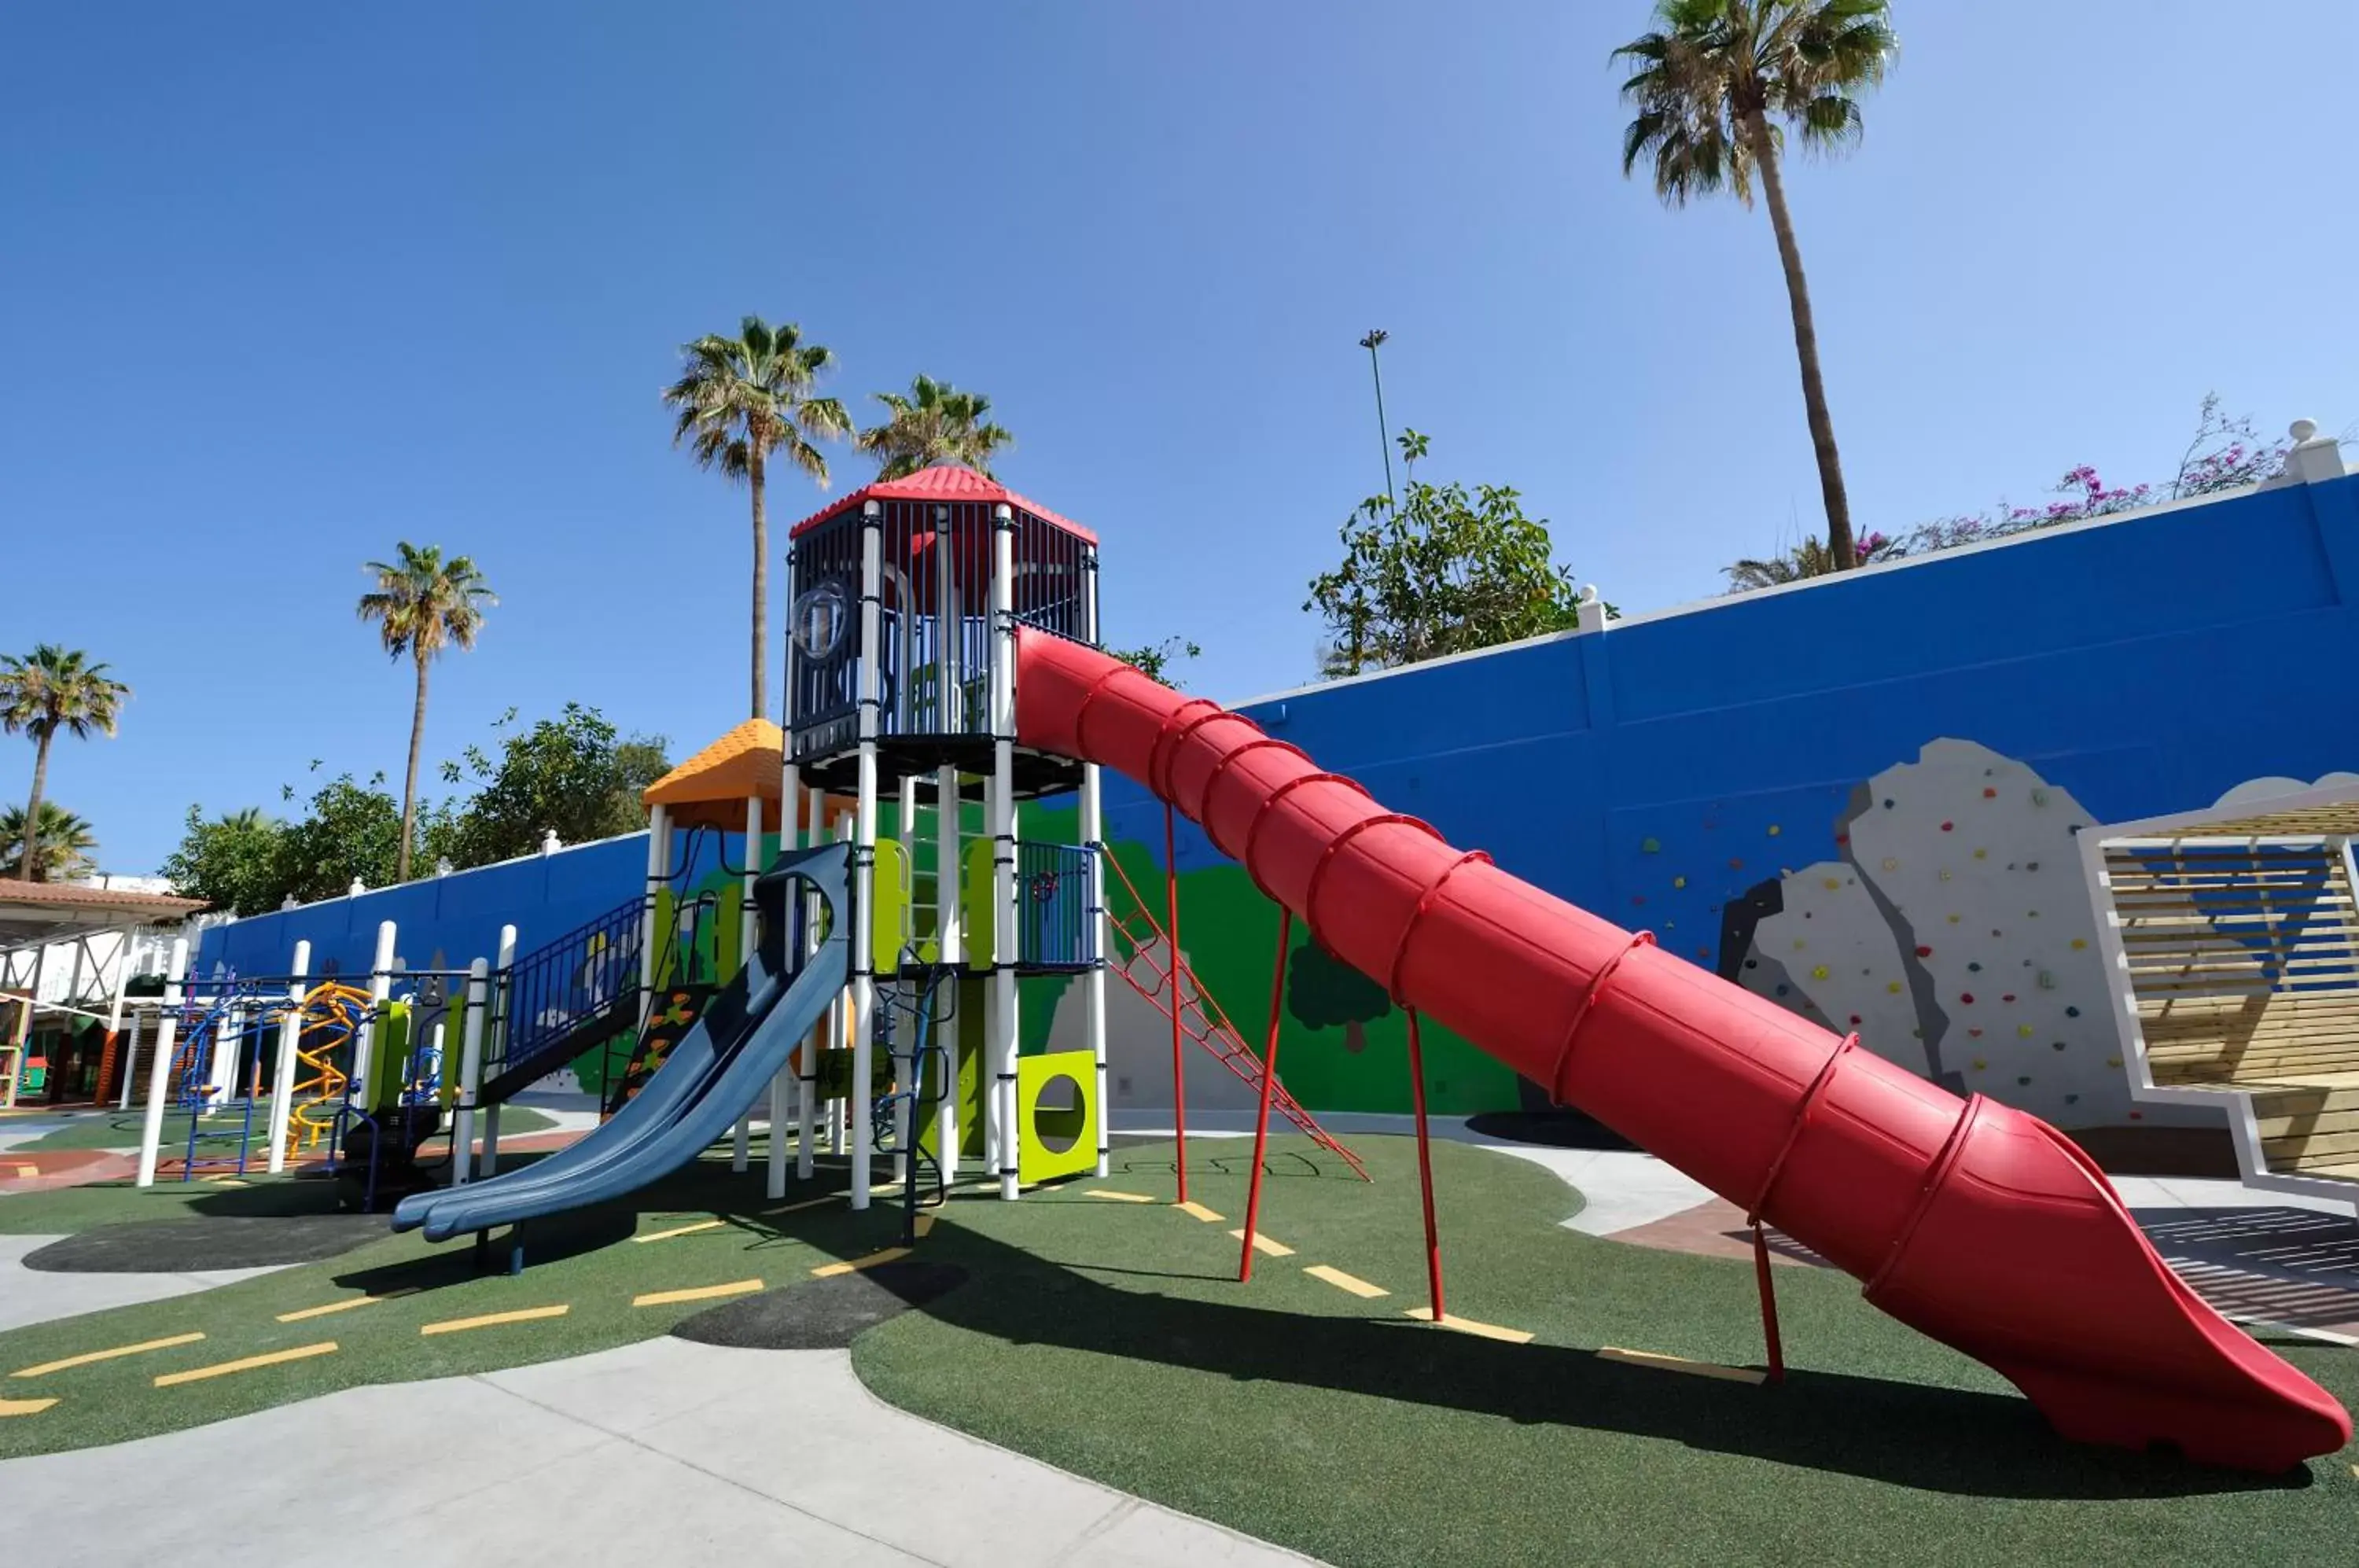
xmin=1015 ymin=628 xmax=2351 ymax=1471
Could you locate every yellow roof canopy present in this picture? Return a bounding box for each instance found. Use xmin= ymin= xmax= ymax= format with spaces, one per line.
xmin=640 ymin=719 xmax=824 ymax=833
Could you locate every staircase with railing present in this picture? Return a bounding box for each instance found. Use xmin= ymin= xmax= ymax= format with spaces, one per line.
xmin=1098 ymin=848 xmax=1367 ymax=1180
xmin=481 ymin=896 xmax=645 ymax=1102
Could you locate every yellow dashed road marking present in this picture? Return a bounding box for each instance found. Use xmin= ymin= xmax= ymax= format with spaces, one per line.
xmin=1084 ymin=1189 xmax=1155 ymax=1204
xmin=1406 ymin=1308 xmax=1533 ymax=1345
xmin=13 ymin=1332 xmax=206 ymax=1378
xmin=420 ymin=1305 xmax=570 ymax=1336
xmin=635 ymin=1219 xmax=725 ymax=1243
xmin=278 ymin=1289 xmax=417 ymax=1323
xmin=1175 ymin=1200 xmax=1224 ymax=1223
xmin=155 ymin=1342 xmax=337 ymax=1387
xmin=811 ymin=1248 xmax=911 ymax=1279
xmin=1227 ymin=1229 xmax=1295 ymax=1257
xmin=1305 ymin=1264 xmax=1388 ymax=1299
xmin=914 ymin=1214 xmax=937 ymax=1238
xmin=634 ymin=1279 xmax=764 ymax=1309
xmin=1597 ymin=1346 xmax=1764 ymax=1383
xmin=762 ymin=1195 xmax=837 ymax=1215
xmin=0 ymin=1396 xmax=58 ymax=1416
xmin=10 ymin=1163 xmax=36 ymax=1179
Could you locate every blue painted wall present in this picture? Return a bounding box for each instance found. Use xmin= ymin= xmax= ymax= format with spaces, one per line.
xmin=200 ymin=473 xmax=2359 ymax=1123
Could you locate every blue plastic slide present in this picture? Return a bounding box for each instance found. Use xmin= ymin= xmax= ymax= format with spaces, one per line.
xmin=392 ymin=841 xmax=849 ymax=1244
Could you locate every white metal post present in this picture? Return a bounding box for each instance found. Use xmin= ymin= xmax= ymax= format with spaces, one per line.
xmin=936 ymin=761 xmax=962 ymax=1180
xmin=452 ymin=958 xmax=489 ymax=1184
xmin=1081 ymin=547 xmax=1110 ymax=1176
xmin=639 ymin=804 xmax=670 ymax=1036
xmin=893 ymin=772 xmax=918 ymax=1187
xmin=267 ymin=940 xmax=311 ymax=1173
xmin=731 ymin=791 xmax=761 ymax=1173
xmin=990 ymin=502 xmax=1021 ymax=1200
xmin=484 ymin=923 xmax=516 ymax=1176
xmin=134 ymin=937 xmax=190 ymax=1188
xmin=352 ymin=921 xmax=397 ymax=1108
xmin=792 ymin=772 xmax=818 ymax=1184
xmin=117 ymin=1007 xmax=145 ymax=1111
xmin=1081 ymin=765 xmax=1111 ymax=1178
xmin=850 ymin=501 xmax=883 ymax=1210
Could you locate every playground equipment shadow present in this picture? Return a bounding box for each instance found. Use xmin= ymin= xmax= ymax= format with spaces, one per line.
xmin=0 ymin=1136 xmax=2352 ymax=1566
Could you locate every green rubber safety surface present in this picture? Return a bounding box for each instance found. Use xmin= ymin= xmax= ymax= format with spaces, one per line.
xmin=849 ymin=1136 xmax=2359 ymax=1568
xmin=0 ymin=1132 xmax=2351 ymax=1566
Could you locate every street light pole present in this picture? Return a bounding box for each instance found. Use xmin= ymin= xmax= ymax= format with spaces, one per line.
xmin=1359 ymin=329 xmax=1395 ymax=513
xmin=1349 ymin=329 xmax=1395 ymax=679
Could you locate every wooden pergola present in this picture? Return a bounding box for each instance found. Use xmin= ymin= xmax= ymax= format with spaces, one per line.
xmin=2081 ymin=782 xmax=2359 ymax=1201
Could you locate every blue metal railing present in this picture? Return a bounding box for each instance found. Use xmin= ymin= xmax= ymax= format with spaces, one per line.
xmin=1016 ymin=843 xmax=1098 ymax=970
xmin=490 ymin=896 xmax=644 ymax=1084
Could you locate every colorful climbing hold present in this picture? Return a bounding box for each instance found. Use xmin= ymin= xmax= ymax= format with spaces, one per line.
xmin=1632 ymin=895 xmax=1647 ymax=907
xmin=1967 ymin=961 xmax=1982 ymax=972
xmin=1971 ymin=1058 xmax=1988 ymax=1072
xmin=1886 ymin=981 xmax=1903 ymax=995
xmin=1960 ymin=992 xmax=1975 ymax=1004
xmin=1916 ymin=944 xmax=1933 ymax=957
xmin=2017 ymin=1025 xmax=2034 ymax=1038
xmin=2003 ymin=994 xmax=2016 ymax=1003
xmin=1767 ymin=824 xmax=1782 ymax=837
xmin=1973 ymin=848 xmax=1988 ymax=859
xmin=1640 ymin=837 xmax=1661 ymax=853
xmin=1812 ymin=965 xmax=1830 ymax=980
xmin=1729 ymin=858 xmax=1745 ymax=870
xmin=1673 ymin=875 xmax=1687 ymax=889
xmin=2070 ymin=938 xmax=2088 ymax=951
xmin=1774 ymin=984 xmax=1790 ymax=997
xmin=1882 ymin=856 xmax=1901 ymax=872
xmin=1982 ymin=786 xmax=1997 ymax=799
xmin=2016 ymin=1075 xmax=2032 ymax=1087
xmin=2064 ymin=1005 xmax=2080 ymax=1018
xmin=1940 ymin=821 xmax=1955 ymax=832
xmin=2052 ymin=1040 xmax=2067 ymax=1051
xmin=1823 ymin=877 xmax=1840 ymax=891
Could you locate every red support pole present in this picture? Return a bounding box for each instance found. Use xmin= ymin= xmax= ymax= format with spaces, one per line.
xmin=1164 ymin=802 xmax=1189 ymax=1204
xmin=1238 ymin=908 xmax=1294 ymax=1282
xmin=1405 ymin=1006 xmax=1445 ymax=1324
xmin=1752 ymin=1222 xmax=1787 ymax=1382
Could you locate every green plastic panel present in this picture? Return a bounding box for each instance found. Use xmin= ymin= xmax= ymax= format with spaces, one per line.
xmin=1017 ymin=1049 xmax=1097 ymax=1186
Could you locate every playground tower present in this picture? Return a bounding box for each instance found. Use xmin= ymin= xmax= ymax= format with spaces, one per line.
xmin=782 ymin=464 xmax=1106 ymax=1209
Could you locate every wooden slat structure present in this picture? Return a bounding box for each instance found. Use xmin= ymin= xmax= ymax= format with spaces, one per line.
xmin=2103 ymin=832 xmax=2359 ymax=1183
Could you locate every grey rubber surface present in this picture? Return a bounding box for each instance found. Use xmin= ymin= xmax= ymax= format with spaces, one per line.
xmin=20 ymin=1214 xmax=384 ymax=1273
xmin=671 ymin=1261 xmax=969 ymax=1350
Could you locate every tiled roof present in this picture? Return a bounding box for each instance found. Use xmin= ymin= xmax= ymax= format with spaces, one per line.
xmin=787 ymin=464 xmax=1095 ymax=543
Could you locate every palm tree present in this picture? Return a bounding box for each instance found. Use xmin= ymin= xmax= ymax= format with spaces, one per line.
xmin=856 ymin=375 xmax=1014 ymax=481
xmin=0 ymin=646 xmax=131 ymax=882
xmin=663 ymin=316 xmax=851 ymax=720
xmin=357 ymin=544 xmax=495 ymax=882
xmin=1724 ymin=527 xmax=1897 ymax=591
xmin=0 ymin=803 xmax=98 ymax=882
xmin=1615 ymin=0 xmax=1896 ymax=569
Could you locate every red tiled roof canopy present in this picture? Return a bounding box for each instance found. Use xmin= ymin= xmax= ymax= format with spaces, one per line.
xmin=787 ymin=464 xmax=1096 ymax=545
xmin=0 ymin=882 xmax=205 ymax=916
xmin=641 ymin=719 xmax=834 ymax=833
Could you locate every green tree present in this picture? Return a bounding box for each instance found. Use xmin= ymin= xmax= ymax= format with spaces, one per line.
xmin=856 ymin=374 xmax=1014 ymax=480
xmin=440 ymin=704 xmax=672 ymax=868
xmin=0 ymin=802 xmax=99 ymax=882
xmin=356 ymin=543 xmax=495 ymax=882
xmin=1615 ymin=0 xmax=1897 ymax=571
xmin=1110 ymin=637 xmax=1201 ymax=686
xmin=160 ymin=807 xmax=289 ymax=915
xmin=1305 ymin=432 xmax=1591 ymax=676
xmin=0 ymin=645 xmax=131 ymax=882
xmin=1286 ymin=937 xmax=1390 ymax=1055
xmin=664 ymin=315 xmax=852 ymax=720
xmin=274 ymin=771 xmax=412 ymax=905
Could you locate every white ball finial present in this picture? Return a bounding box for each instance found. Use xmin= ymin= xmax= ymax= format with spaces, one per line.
xmin=2290 ymin=418 xmax=2319 ymax=444
xmin=1576 ymin=583 xmax=1599 ymax=605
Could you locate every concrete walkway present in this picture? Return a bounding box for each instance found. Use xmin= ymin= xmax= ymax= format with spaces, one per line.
xmin=0 ymin=1336 xmax=1323 ymax=1567
xmin=0 ymin=1235 xmax=286 ymax=1334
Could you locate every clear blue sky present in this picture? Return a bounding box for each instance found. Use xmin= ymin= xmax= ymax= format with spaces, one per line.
xmin=6 ymin=2 xmax=2354 ymax=874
